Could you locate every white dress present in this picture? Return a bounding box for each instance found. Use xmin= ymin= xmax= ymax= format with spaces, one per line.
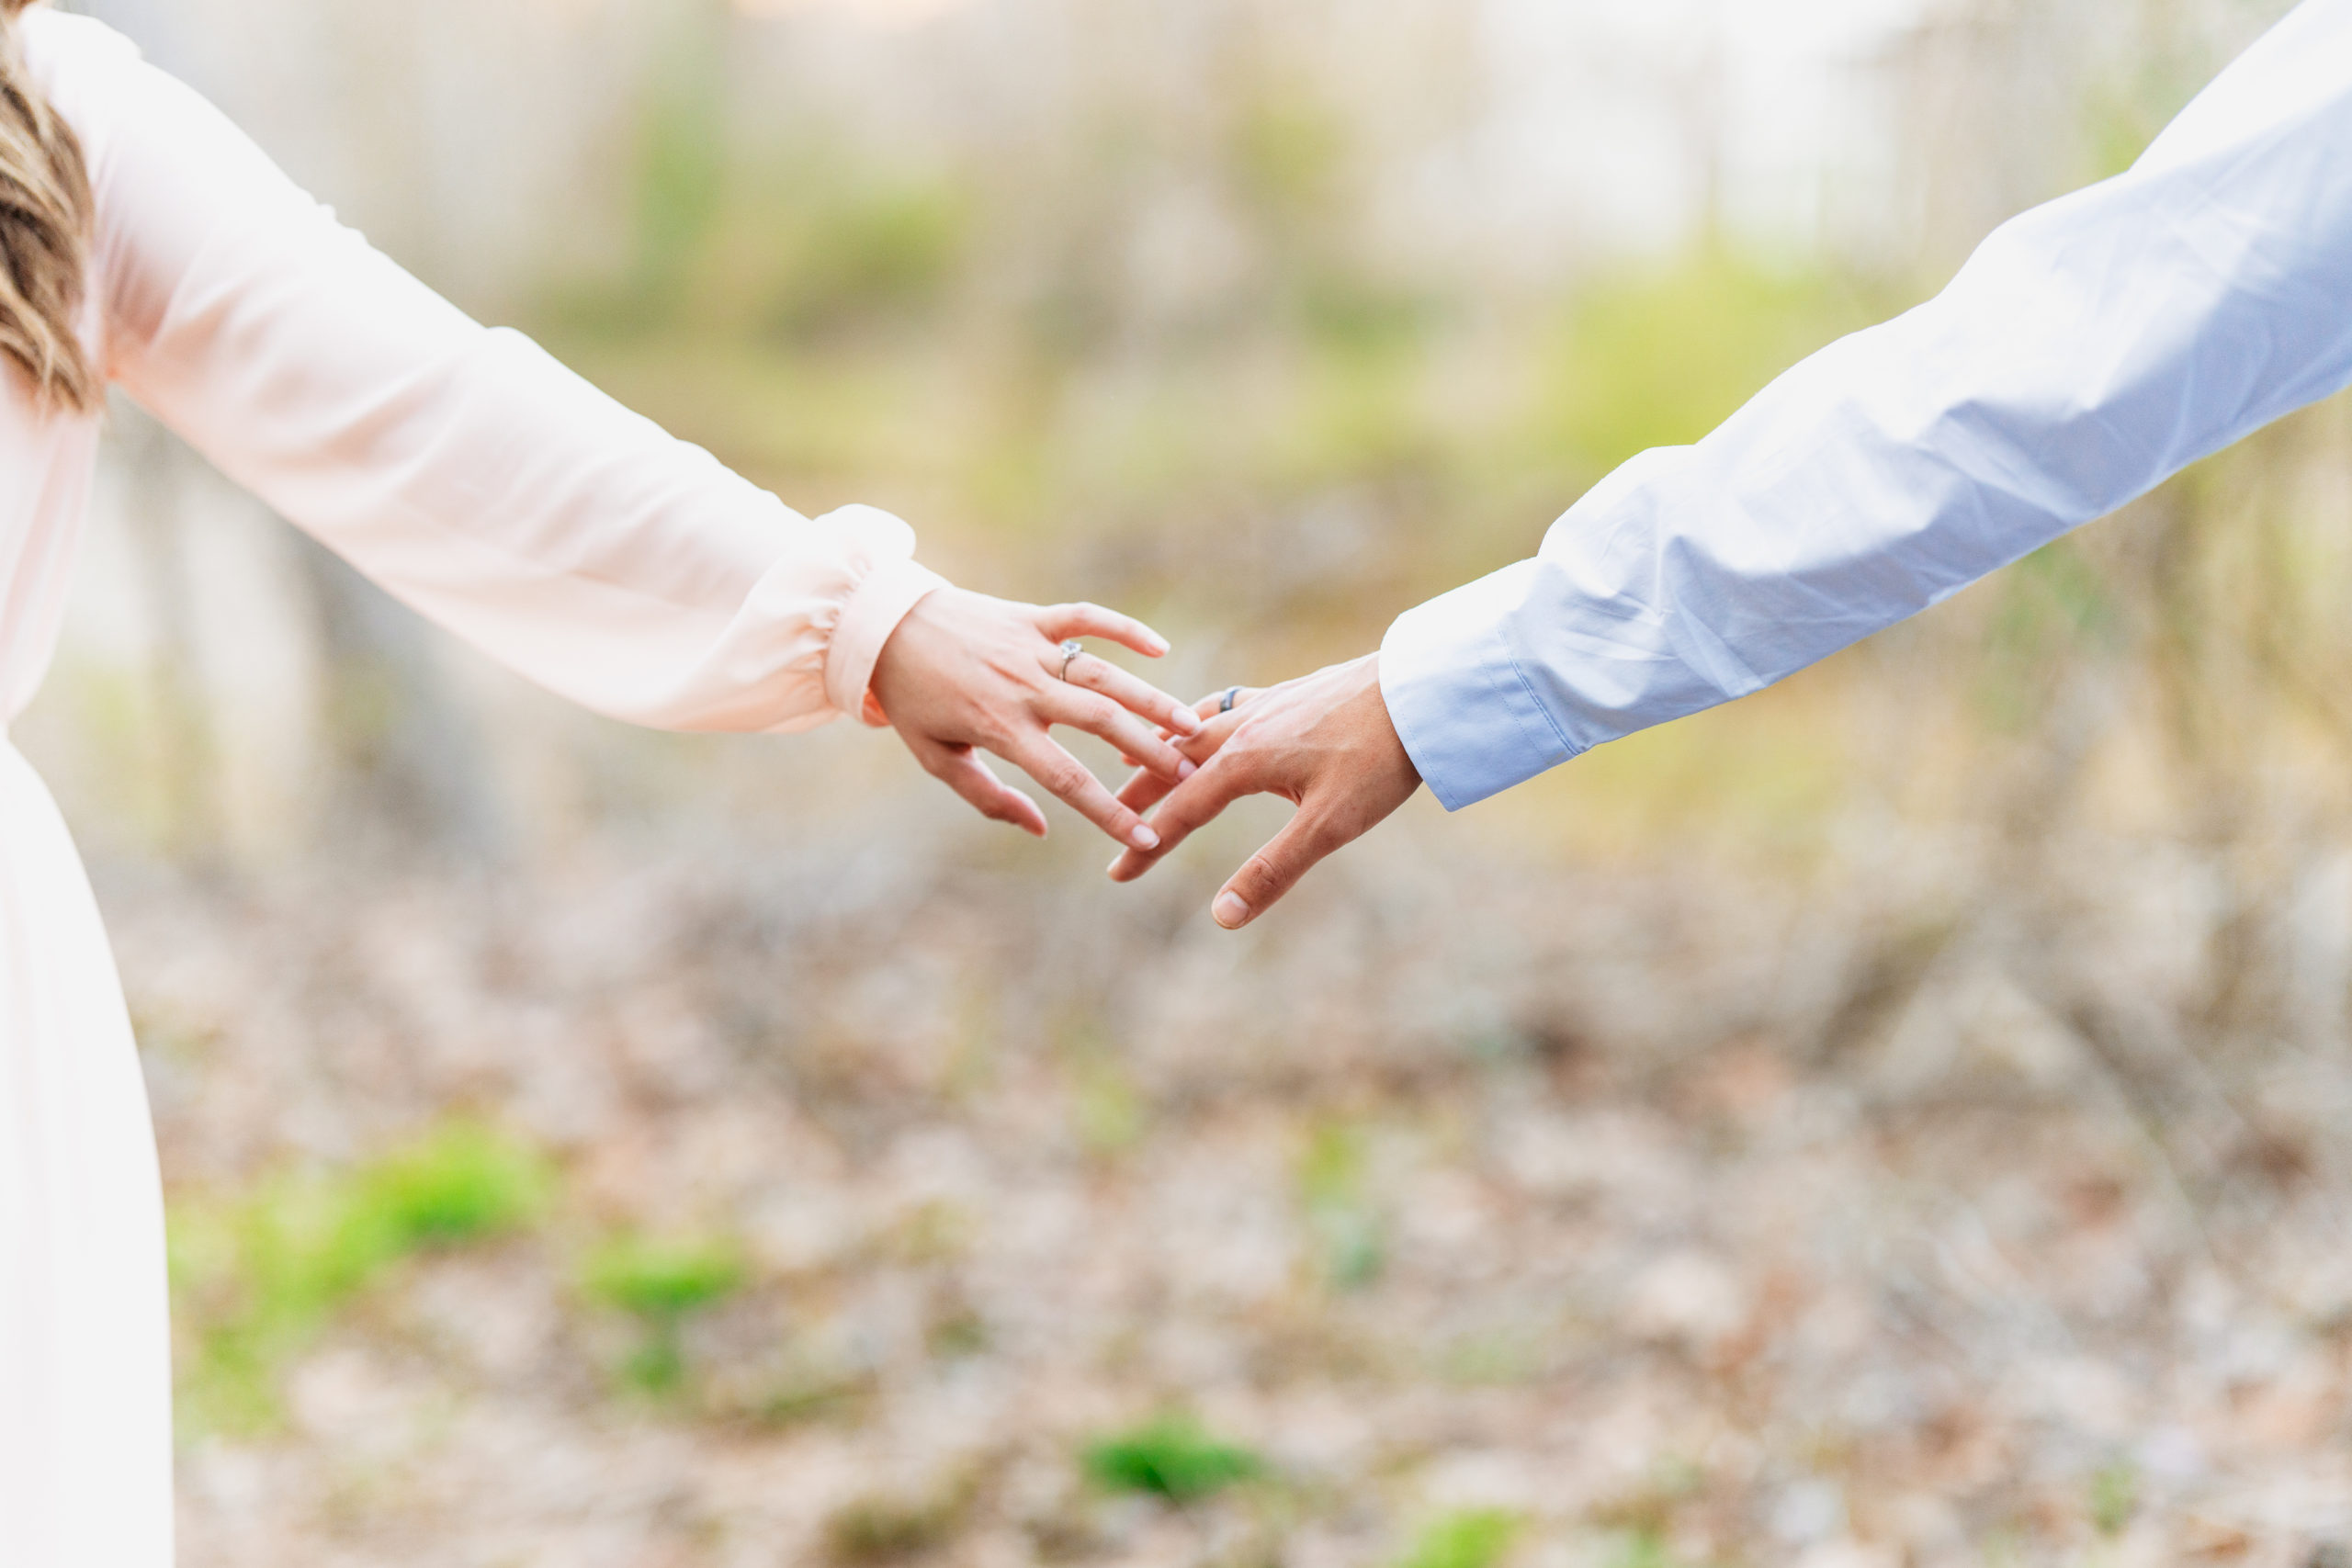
xmin=0 ymin=13 xmax=944 ymax=1562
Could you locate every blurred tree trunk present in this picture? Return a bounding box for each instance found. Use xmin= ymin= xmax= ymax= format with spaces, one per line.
xmin=118 ymin=404 xmax=505 ymax=865
xmin=118 ymin=408 xmax=225 ymax=866
xmin=290 ymin=536 xmax=507 ymax=864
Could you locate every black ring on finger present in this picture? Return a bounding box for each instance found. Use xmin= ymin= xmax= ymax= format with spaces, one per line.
xmin=1219 ymin=686 xmax=1242 ymax=715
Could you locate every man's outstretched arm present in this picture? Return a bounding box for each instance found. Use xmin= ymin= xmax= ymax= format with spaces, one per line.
xmin=1116 ymin=0 xmax=2352 ymax=925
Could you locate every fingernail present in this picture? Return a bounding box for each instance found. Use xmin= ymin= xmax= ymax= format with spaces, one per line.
xmin=1171 ymin=708 xmax=1203 ymax=735
xmin=1130 ymin=825 xmax=1160 ymax=852
xmin=1178 ymin=759 xmax=1197 ymax=780
xmin=1213 ymin=892 xmax=1251 ymax=929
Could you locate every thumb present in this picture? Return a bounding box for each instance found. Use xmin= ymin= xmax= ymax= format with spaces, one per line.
xmin=1210 ymin=806 xmax=1349 ymax=931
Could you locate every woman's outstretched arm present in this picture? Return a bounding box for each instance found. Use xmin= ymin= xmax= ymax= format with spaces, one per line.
xmin=28 ymin=11 xmax=1192 ymax=849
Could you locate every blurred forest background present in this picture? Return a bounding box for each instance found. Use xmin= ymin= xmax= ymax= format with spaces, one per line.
xmin=27 ymin=0 xmax=2352 ymax=1562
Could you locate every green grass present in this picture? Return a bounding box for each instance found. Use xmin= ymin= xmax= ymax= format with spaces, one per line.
xmin=1072 ymin=1058 xmax=1148 ymax=1155
xmin=2090 ymin=1461 xmax=2140 ymax=1537
xmin=582 ymin=1233 xmax=746 ymax=1318
xmin=168 ymin=1121 xmax=551 ymax=1435
xmin=1298 ymin=1120 xmax=1385 ymax=1291
xmin=1082 ymin=1416 xmax=1265 ymax=1503
xmin=1606 ymin=1531 xmax=1682 ymax=1568
xmin=361 ymin=1122 xmax=555 ymax=1247
xmin=1396 ymin=1510 xmax=1521 ymax=1568
xmin=581 ymin=1232 xmax=748 ymax=1394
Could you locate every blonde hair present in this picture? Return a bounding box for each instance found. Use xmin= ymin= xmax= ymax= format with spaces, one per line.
xmin=0 ymin=0 xmax=95 ymax=413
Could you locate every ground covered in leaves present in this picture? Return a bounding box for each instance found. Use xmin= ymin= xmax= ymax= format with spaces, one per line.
xmin=109 ymin=792 xmax=2352 ymax=1568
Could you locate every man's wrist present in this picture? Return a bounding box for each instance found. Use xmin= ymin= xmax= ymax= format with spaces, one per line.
xmin=1362 ymin=654 xmax=1422 ymax=787
xmin=1380 ymin=565 xmax=1577 ymax=810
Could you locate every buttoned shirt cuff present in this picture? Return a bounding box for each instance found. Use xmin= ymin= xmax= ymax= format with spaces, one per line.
xmin=822 ymin=544 xmax=950 ymax=728
xmin=1380 ymin=561 xmax=1580 ymax=812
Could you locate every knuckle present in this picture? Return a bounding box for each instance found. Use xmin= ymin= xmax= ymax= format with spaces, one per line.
xmin=1168 ymin=799 xmax=1217 ymax=834
xmin=1219 ymin=749 xmax=1268 ymax=787
xmin=1239 ymin=852 xmax=1286 ymax=888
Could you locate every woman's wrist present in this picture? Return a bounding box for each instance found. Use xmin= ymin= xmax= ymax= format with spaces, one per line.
xmin=825 ymin=554 xmax=950 ymax=725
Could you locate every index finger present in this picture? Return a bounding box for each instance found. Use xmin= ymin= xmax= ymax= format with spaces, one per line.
xmin=1040 ymin=684 xmax=1193 ymax=783
xmin=1115 ymin=761 xmax=1181 ymax=819
xmin=1114 ymin=699 xmax=1251 ymax=816
xmin=1039 ymin=602 xmax=1171 ymax=662
xmin=1062 ymin=653 xmax=1204 ymax=739
xmin=1002 ymin=732 xmax=1164 ymax=853
xmin=1105 ymin=750 xmax=1263 ymax=883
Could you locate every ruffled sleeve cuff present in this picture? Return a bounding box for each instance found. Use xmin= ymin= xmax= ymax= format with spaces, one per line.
xmin=817 ymin=504 xmax=949 ymax=728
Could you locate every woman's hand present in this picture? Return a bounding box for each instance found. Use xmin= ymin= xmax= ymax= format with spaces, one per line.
xmin=868 ymin=588 xmax=1204 ymax=851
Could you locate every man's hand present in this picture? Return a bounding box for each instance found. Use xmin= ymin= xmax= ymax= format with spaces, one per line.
xmin=1107 ymin=653 xmax=1421 ymax=928
xmin=870 ymin=588 xmax=1203 ymax=852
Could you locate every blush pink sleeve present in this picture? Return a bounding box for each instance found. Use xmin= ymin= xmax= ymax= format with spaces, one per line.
xmin=35 ymin=12 xmax=940 ymax=734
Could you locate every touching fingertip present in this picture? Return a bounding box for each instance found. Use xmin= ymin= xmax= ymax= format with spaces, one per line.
xmin=1178 ymin=759 xmax=1198 ymax=781
xmin=1130 ymin=824 xmax=1161 ymax=852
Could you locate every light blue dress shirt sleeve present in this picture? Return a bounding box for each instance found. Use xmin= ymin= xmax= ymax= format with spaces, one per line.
xmin=1382 ymin=0 xmax=2352 ymax=811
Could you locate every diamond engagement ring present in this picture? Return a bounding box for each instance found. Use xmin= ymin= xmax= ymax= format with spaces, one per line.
xmin=1058 ymin=639 xmax=1084 ymax=681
